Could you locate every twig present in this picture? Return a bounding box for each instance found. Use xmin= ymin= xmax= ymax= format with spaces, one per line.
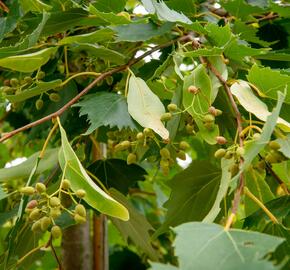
xmin=203 ymin=58 xmax=245 ymax=229
xmin=244 ymin=187 xmax=279 ymax=224
xmin=0 ymin=34 xmax=191 ymax=144
xmin=0 ymin=0 xmax=9 ymax=13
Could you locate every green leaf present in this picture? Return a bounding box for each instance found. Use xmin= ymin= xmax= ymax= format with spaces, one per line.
xmin=0 ymin=13 xmax=50 ymax=59
xmin=244 ymin=196 xmax=290 ymax=269
xmin=59 ymin=28 xmax=115 ymax=45
xmin=69 ymin=44 xmax=126 ymax=65
xmin=183 ymin=47 xmax=224 ymax=58
xmin=205 ymin=23 xmax=232 ymax=47
xmin=203 ymin=158 xmax=233 ymax=223
xmin=110 ymin=189 xmax=159 ymax=261
xmin=244 ymin=166 xmax=275 ymax=216
xmin=233 ymin=20 xmax=273 ymax=47
xmin=20 ymin=0 xmax=52 ymax=13
xmin=247 ymin=65 xmax=290 ymax=104
xmin=157 ymin=161 xmax=221 ymax=234
xmin=166 ymin=0 xmax=196 ymax=16
xmin=276 ymin=135 xmax=290 ymax=158
xmin=173 ymin=222 xmax=284 ymax=270
xmin=113 ymin=22 xmax=173 ymax=42
xmin=58 ymin=121 xmax=129 ymax=221
xmin=0 ymin=148 xmax=58 ymax=182
xmin=141 ymin=0 xmax=192 ymax=24
xmin=183 ymin=64 xmax=219 ymax=144
xmin=231 ymin=81 xmax=290 ymax=131
xmin=74 ymin=92 xmax=138 ymax=135
xmin=5 ymin=79 xmax=62 ymax=103
xmin=220 ymin=0 xmax=264 ymax=21
xmin=0 ymin=47 xmax=57 ymax=72
xmin=254 ymin=50 xmax=290 ymax=61
xmin=272 ymin=161 xmax=290 ymax=187
xmin=183 ymin=64 xmax=213 ymax=116
xmin=87 ymin=159 xmax=147 ymax=194
xmin=128 ymin=75 xmax=169 ymax=140
xmin=88 ymin=4 xmax=131 ymax=25
xmin=196 ymin=119 xmax=220 ymax=145
xmin=91 ymin=0 xmax=126 ymax=13
xmin=224 ymin=39 xmax=267 ymax=62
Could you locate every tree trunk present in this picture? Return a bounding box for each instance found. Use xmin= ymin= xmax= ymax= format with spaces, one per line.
xmin=62 ymin=219 xmax=93 ymax=270
xmin=93 ymin=214 xmax=108 ymax=270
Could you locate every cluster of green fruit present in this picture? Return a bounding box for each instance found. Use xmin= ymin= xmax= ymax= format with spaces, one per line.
xmin=20 ymin=180 xmax=87 ymax=239
xmin=202 ymin=106 xmax=222 ymax=131
xmin=159 ymin=141 xmax=190 ymax=175
xmin=0 ymin=71 xmax=61 ymax=111
xmin=264 ymin=141 xmax=286 ymax=164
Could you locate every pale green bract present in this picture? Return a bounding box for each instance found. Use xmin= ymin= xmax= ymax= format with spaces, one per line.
xmin=127 ymin=75 xmax=169 ymax=140
xmin=58 ymin=120 xmax=129 ymax=221
xmin=0 ymin=47 xmax=57 ymax=72
xmin=231 ymin=80 xmax=290 ymax=132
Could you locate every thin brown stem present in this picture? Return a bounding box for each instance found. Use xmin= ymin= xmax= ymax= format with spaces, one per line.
xmin=0 ymin=34 xmax=191 ymax=144
xmin=0 ymin=0 xmax=9 ymax=12
xmin=50 ymin=240 xmax=62 ymax=270
xmin=203 ymin=58 xmax=245 ymax=229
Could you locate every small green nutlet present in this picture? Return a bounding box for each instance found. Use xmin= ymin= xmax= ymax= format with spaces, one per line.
xmin=160 ymin=158 xmax=169 ymax=168
xmin=62 ymin=179 xmax=71 ymax=190
xmin=203 ymin=121 xmax=214 ymax=131
xmin=215 ymin=109 xmax=223 ymax=116
xmin=256 ymin=160 xmax=266 ymax=171
xmin=203 ymin=114 xmax=215 ymax=123
xmin=160 ymin=148 xmax=170 ymax=159
xmin=35 ymin=183 xmax=46 ymax=193
xmin=229 ymin=164 xmax=239 ymax=177
xmin=75 ymin=204 xmax=86 ymax=217
xmin=1 ymin=86 xmax=13 ymax=94
xmin=208 ymin=106 xmax=217 ymax=116
xmin=24 ymin=76 xmax=33 ymax=84
xmin=29 ymin=209 xmax=41 ymax=221
xmin=50 ymin=196 xmax=61 ymax=207
xmin=179 ymin=141 xmax=190 ymax=150
xmin=37 ymin=71 xmax=45 ymax=80
xmin=161 ymin=112 xmax=172 ymax=121
xmin=49 ymin=93 xmax=61 ymax=102
xmin=143 ymin=128 xmax=151 ymax=136
xmin=40 ymin=216 xmax=51 ymax=231
xmin=75 ymin=189 xmax=86 ymax=198
xmin=31 ymin=221 xmax=41 ymax=232
xmin=214 ymin=149 xmax=226 ymax=159
xmin=177 ymin=150 xmax=186 ymax=160
xmin=269 ymin=141 xmax=281 ymax=150
xmin=186 ymin=124 xmax=194 ymax=133
xmin=35 ymin=99 xmax=44 ymax=110
xmin=224 ymin=151 xmax=234 ymax=159
xmin=51 ymin=225 xmax=62 ymax=239
xmin=50 ymin=208 xmax=61 ymax=219
xmin=236 ymin=147 xmax=245 ymax=157
xmin=26 ymin=200 xmax=38 ymax=209
xmin=74 ymin=213 xmax=86 ymax=224
xmin=167 ymin=103 xmax=178 ymax=112
xmin=127 ymin=153 xmax=137 ymax=165
xmin=10 ymin=78 xmax=19 ymax=87
xmin=136 ymin=132 xmax=144 ymax=140
xmin=20 ymin=186 xmax=35 ymax=196
xmin=115 ymin=140 xmax=131 ymax=152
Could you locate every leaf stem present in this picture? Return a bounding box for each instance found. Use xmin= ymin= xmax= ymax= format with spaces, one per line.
xmin=39 ymin=121 xmax=59 ymax=159
xmin=60 ymin=71 xmax=101 ymax=88
xmin=244 ymin=187 xmax=279 ymax=224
